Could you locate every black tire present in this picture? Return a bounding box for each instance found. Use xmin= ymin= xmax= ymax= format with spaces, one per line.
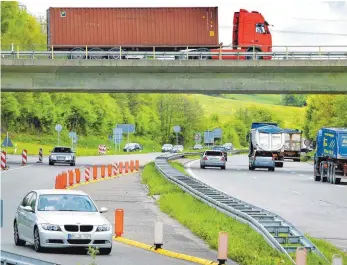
xmin=221 ymin=166 xmax=226 ymax=170
xmin=14 ymin=221 xmax=26 ymax=246
xmin=200 ymin=164 xmax=205 ymax=169
xmin=99 ymin=247 xmax=112 ymax=255
xmin=34 ymin=226 xmax=44 ymax=253
xmin=49 ymin=161 xmax=54 ymax=166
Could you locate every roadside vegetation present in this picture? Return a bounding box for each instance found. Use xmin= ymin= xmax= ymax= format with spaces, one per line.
xmin=142 ymin=162 xmax=347 ymax=265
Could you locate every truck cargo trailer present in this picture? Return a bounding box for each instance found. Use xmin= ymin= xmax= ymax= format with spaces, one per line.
xmin=283 ymin=129 xmax=302 ymax=162
xmin=249 ymin=124 xmax=285 ymax=167
xmin=46 ymin=7 xmax=272 ymax=60
xmin=314 ymin=128 xmax=347 ymax=184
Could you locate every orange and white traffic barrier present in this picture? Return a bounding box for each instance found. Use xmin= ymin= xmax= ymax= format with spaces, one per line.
xmin=113 ymin=162 xmax=118 ymax=176
xmin=61 ymin=172 xmax=68 ymax=189
xmin=75 ymin=168 xmax=80 ymax=184
xmin=101 ymin=165 xmax=106 ymax=178
xmin=68 ymin=170 xmax=74 ymax=186
xmin=119 ymin=162 xmax=123 ymax=174
xmin=93 ymin=165 xmax=97 ymax=180
xmin=107 ymin=164 xmax=112 ymax=177
xmin=55 ymin=175 xmax=60 ymax=189
xmin=115 ymin=209 xmax=124 ymax=237
xmin=135 ymin=160 xmax=139 ymax=171
xmin=85 ymin=167 xmax=90 ymax=182
xmin=130 ymin=160 xmax=134 ymax=172
xmin=1 ymin=151 xmax=6 ymax=170
xmin=22 ymin=149 xmax=27 ymax=166
xmin=125 ymin=161 xmax=129 ymax=173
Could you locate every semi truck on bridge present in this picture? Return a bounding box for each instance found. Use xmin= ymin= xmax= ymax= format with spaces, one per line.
xmin=46 ymin=7 xmax=272 ymax=60
xmin=314 ymin=127 xmax=347 ymax=184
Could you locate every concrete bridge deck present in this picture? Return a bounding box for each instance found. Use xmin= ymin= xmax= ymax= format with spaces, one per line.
xmin=1 ymin=59 xmax=347 ymax=93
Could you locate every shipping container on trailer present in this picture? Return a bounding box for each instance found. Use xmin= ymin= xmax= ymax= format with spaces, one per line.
xmin=46 ymin=7 xmax=272 ymax=60
xmin=313 ymin=127 xmax=347 ymax=184
xmin=283 ymin=129 xmax=302 ymax=162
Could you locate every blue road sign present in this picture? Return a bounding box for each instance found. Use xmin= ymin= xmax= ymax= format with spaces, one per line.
xmin=116 ymin=124 xmax=135 ymax=133
xmin=204 ymin=131 xmax=214 ymax=144
xmin=113 ymin=128 xmax=123 ymax=143
xmin=1 ymin=135 xmax=13 ymax=147
xmin=174 ymin=126 xmax=181 ymax=133
xmin=213 ymin=128 xmax=222 ymax=138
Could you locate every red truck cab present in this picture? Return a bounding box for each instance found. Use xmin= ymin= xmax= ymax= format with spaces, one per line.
xmin=211 ymin=9 xmax=272 ymax=60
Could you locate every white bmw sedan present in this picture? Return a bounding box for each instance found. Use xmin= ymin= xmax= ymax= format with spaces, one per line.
xmin=13 ymin=189 xmax=113 ymax=254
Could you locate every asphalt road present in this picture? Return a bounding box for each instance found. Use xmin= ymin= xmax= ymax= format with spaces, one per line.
xmin=1 ymin=153 xmax=197 ymax=265
xmin=185 ymin=154 xmax=347 ymax=250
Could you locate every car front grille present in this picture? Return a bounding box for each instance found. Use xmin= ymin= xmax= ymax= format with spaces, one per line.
xmin=93 ymin=240 xmax=107 ymax=244
xmin=64 ymin=225 xmax=79 ymax=232
xmin=67 ymin=239 xmax=91 ymax=244
xmin=80 ymin=225 xmax=93 ymax=232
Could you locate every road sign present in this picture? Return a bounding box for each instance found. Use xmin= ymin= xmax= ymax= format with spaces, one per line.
xmin=194 ymin=133 xmax=201 ymax=141
xmin=1 ymin=135 xmax=13 ymax=147
xmin=69 ymin=131 xmax=77 ymax=138
xmin=213 ymin=128 xmax=222 ymax=138
xmin=174 ymin=126 xmax=181 ymax=133
xmin=55 ymin=124 xmax=62 ymax=132
xmin=204 ymin=131 xmax=214 ymax=144
xmin=113 ymin=128 xmax=123 ymax=143
xmin=116 ymin=124 xmax=135 ymax=133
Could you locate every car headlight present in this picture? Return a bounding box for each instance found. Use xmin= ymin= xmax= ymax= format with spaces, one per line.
xmin=50 ymin=155 xmax=56 ymax=159
xmin=41 ymin=223 xmax=61 ymax=231
xmin=65 ymin=155 xmax=72 ymax=159
xmin=96 ymin=224 xmax=111 ymax=232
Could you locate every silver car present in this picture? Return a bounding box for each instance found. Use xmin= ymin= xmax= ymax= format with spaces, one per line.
xmin=200 ymin=150 xmax=226 ymax=170
xmin=13 ymin=189 xmax=113 ymax=254
xmin=49 ymin=146 xmax=76 ymax=166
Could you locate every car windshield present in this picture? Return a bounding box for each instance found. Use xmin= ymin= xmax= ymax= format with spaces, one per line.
xmin=37 ymin=194 xmax=98 ymax=212
xmin=53 ymin=147 xmax=72 ymax=153
xmin=205 ymin=151 xmax=222 ymax=156
xmin=163 ymin=144 xmax=172 ymax=147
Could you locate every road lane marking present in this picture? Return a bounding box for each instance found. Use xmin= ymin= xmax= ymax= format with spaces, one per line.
xmin=253 ymin=176 xmax=257 ymax=179
xmin=0 ymin=164 xmax=34 ymax=174
xmin=299 ymin=174 xmax=305 ymax=177
xmin=337 ymin=185 xmax=346 ymax=189
xmin=308 ymin=177 xmax=314 ymax=180
xmin=290 ymin=190 xmax=302 ymax=195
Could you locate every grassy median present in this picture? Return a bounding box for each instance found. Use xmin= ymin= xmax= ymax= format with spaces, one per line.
xmin=142 ymin=162 xmax=346 ymax=265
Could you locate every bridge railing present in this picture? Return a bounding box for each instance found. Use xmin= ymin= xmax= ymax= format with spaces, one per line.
xmin=1 ymin=44 xmax=347 ymax=60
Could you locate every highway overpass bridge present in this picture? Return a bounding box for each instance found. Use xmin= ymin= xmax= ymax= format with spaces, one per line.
xmin=1 ymin=59 xmax=347 ymax=93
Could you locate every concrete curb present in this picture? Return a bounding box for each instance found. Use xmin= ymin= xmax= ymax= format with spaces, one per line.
xmin=67 ymin=168 xmax=219 ymax=265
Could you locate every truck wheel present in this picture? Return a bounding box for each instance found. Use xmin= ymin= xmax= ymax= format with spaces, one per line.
xmin=320 ymin=163 xmax=327 ymax=182
xmin=314 ymin=169 xmax=321 ymax=181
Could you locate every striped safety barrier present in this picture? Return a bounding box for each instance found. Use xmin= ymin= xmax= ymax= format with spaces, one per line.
xmin=98 ymin=145 xmax=106 ymax=155
xmin=22 ymin=149 xmax=27 ymax=166
xmin=1 ymin=151 xmax=6 ymax=170
xmin=37 ymin=148 xmax=43 ymax=163
xmin=113 ymin=162 xmax=118 ymax=176
xmin=85 ymin=167 xmax=90 ymax=182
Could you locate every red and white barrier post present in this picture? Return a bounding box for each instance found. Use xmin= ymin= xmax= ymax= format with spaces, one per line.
xmin=22 ymin=149 xmax=27 ymax=166
xmin=1 ymin=151 xmax=7 ymax=170
xmin=85 ymin=167 xmax=90 ymax=182
xmin=113 ymin=162 xmax=118 ymax=176
xmin=37 ymin=148 xmax=43 ymax=163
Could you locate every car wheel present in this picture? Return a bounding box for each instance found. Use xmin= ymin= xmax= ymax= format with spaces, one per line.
xmin=49 ymin=161 xmax=54 ymax=166
xmin=221 ymin=166 xmax=226 ymax=170
xmin=70 ymin=163 xmax=74 ymax=166
xmin=34 ymin=226 xmax=44 ymax=252
xmin=14 ymin=221 xmax=26 ymax=246
xmin=99 ymin=247 xmax=112 ymax=255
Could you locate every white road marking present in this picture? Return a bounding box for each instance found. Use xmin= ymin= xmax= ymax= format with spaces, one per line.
xmin=253 ymin=176 xmax=257 ymax=179
xmin=308 ymin=177 xmax=314 ymax=180
xmin=0 ymin=164 xmax=34 ymax=174
xmin=299 ymin=174 xmax=305 ymax=177
xmin=291 ymin=171 xmax=296 ymax=174
xmin=290 ymin=190 xmax=302 ymax=195
xmin=337 ymin=185 xmax=346 ymax=189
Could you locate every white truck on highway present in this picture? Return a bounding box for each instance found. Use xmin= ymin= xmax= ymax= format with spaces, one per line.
xmin=249 ymin=123 xmax=285 ymax=168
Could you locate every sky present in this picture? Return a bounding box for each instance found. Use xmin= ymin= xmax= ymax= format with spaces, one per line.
xmin=20 ymin=0 xmax=347 ymax=51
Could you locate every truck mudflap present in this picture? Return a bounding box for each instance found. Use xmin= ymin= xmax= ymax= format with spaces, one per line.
xmin=344 ymin=163 xmax=347 ymax=177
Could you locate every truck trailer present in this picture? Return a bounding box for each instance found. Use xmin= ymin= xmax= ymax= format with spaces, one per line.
xmin=283 ymin=129 xmax=302 ymax=162
xmin=314 ymin=128 xmax=347 ymax=184
xmin=46 ymin=7 xmax=272 ymax=60
xmin=249 ymin=124 xmax=285 ymax=168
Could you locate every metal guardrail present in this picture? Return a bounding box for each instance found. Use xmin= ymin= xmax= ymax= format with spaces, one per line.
xmin=1 ymin=250 xmax=60 ymax=265
xmin=1 ymin=50 xmax=347 ymax=60
xmin=154 ymin=150 xmax=328 ymax=264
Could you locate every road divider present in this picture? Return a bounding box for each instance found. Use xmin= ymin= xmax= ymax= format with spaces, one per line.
xmin=54 ymin=160 xmax=140 ymax=189
xmin=36 ymin=148 xmax=43 ymax=163
xmin=1 ymin=151 xmax=8 ymax=170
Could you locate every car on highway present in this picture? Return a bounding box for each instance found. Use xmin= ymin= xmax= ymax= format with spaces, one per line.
xmin=123 ymin=143 xmax=142 ymax=152
xmin=49 ymin=146 xmax=76 ymax=166
xmin=211 ymin=146 xmax=228 ymax=161
xmin=162 ymin=144 xmax=173 ymax=152
xmin=171 ymin=145 xmax=184 ymax=153
xmin=249 ymin=150 xmax=275 ymax=171
xmin=200 ymin=150 xmax=226 ymax=170
xmin=223 ymin=143 xmax=234 ymax=151
xmin=13 ymin=189 xmax=113 ymax=254
xmin=193 ymin=144 xmax=203 ymax=150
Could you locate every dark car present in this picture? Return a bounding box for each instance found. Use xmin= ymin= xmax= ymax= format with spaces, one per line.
xmin=211 ymin=146 xmax=228 ymax=161
xmin=49 ymin=146 xmax=76 ymax=166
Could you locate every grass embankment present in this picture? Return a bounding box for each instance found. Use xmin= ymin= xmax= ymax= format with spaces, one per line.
xmin=188 ymin=94 xmax=304 ymax=128
xmin=0 ymin=133 xmax=160 ymax=156
xmin=142 ymin=162 xmax=346 ymax=265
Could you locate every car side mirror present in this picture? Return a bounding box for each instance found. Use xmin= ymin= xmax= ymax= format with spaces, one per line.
xmin=100 ymin=207 xmax=108 ymax=213
xmin=23 ymin=206 xmax=33 ymax=212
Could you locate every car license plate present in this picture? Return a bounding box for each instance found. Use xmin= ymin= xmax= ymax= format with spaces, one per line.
xmin=68 ymin=234 xmax=91 ymax=240
xmin=57 ymin=156 xmax=65 ymax=160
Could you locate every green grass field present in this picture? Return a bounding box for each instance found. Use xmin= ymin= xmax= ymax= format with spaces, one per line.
xmin=189 ymin=94 xmax=304 ymax=129
xmin=220 ymin=94 xmax=282 ymax=105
